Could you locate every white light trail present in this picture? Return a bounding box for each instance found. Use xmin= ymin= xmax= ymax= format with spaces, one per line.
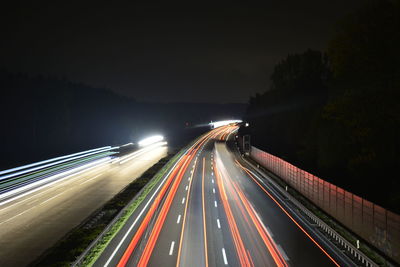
xmin=209 ymin=120 xmax=242 ymax=129
xmin=0 ymin=146 xmax=113 ymax=177
xmin=138 ymin=135 xmax=164 ymax=147
xmin=0 ymin=146 xmax=117 ymax=181
xmin=0 ymin=157 xmax=111 ymax=205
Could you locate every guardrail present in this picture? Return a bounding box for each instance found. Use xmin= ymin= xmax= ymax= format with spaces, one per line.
xmin=243 ymin=157 xmax=377 ymax=267
xmin=250 ymin=146 xmax=400 ymax=265
xmin=0 ymin=146 xmax=119 ymax=196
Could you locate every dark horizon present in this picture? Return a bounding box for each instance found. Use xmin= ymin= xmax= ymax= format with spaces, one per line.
xmin=0 ymin=1 xmax=363 ymax=103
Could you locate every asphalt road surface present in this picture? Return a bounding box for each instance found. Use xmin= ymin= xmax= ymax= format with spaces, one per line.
xmin=95 ymin=125 xmax=350 ymax=267
xmin=0 ymin=145 xmax=167 ymax=267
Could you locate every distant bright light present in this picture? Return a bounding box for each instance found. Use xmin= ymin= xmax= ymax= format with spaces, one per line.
xmin=121 ymin=142 xmax=133 ymax=147
xmin=209 ymin=120 xmax=242 ymax=128
xmin=245 ymin=122 xmax=249 ymax=127
xmin=138 ymin=135 xmax=164 ymax=147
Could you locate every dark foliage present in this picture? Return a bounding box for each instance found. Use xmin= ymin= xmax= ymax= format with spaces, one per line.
xmin=0 ymin=71 xmax=245 ymax=169
xmin=242 ymin=0 xmax=400 ymax=212
xmin=243 ymin=49 xmax=331 ymax=167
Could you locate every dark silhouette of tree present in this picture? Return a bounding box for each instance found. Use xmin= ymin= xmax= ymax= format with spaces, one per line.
xmin=243 ymin=0 xmax=400 ymax=212
xmin=321 ymin=0 xmax=400 ymax=209
xmin=243 ymin=49 xmax=331 ymax=166
xmin=271 ymin=49 xmax=330 ymax=93
xmin=0 ymin=70 xmax=245 ymax=170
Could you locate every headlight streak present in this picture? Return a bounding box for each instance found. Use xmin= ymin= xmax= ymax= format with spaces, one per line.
xmin=209 ymin=120 xmax=242 ymax=129
xmin=0 ymin=146 xmax=112 ymax=176
xmin=0 ymin=146 xmax=118 ymax=181
xmin=118 ymin=142 xmax=167 ymax=165
xmin=0 ymin=157 xmax=112 ymax=206
xmin=0 ymin=163 xmax=110 ymax=214
xmin=1 ymin=155 xmax=106 ymax=193
xmin=138 ymin=135 xmax=164 ymax=147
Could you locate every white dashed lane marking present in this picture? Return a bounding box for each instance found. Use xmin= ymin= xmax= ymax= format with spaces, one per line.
xmin=222 ymin=248 xmax=228 ymax=265
xmin=169 ymin=241 xmax=175 ymax=255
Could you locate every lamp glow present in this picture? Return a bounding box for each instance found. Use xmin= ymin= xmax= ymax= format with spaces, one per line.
xmin=138 ymin=135 xmax=164 ymax=147
xmin=209 ymin=120 xmax=242 ymax=128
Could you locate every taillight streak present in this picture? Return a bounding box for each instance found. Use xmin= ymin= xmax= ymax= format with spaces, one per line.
xmin=116 ymin=154 xmax=190 ymax=267
xmin=235 ymin=160 xmax=341 ymax=267
xmin=137 ymin=153 xmax=196 ymax=266
xmin=215 ymin=164 xmax=252 ymax=266
xmin=115 ymin=126 xmax=232 ymax=266
xmin=230 ymin=180 xmax=288 ymax=267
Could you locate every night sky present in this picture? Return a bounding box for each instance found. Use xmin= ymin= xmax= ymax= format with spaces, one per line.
xmin=1 ymin=1 xmax=362 ymax=103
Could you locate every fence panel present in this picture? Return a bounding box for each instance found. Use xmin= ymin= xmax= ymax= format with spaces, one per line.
xmin=250 ymin=146 xmax=400 ymax=264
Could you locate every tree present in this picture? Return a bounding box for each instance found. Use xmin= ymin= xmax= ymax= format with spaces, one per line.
xmin=321 ymin=0 xmax=400 ymax=210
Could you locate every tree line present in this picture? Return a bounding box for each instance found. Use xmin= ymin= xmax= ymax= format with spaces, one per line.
xmin=241 ymin=0 xmax=400 ymax=212
xmin=0 ymin=71 xmax=245 ymax=170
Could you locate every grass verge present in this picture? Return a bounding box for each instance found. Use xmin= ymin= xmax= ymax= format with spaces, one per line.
xmin=79 ymin=148 xmax=185 ymax=266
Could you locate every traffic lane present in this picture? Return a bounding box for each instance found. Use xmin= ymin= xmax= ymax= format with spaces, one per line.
xmin=113 ymin=132 xmax=212 ymax=266
xmin=0 ymin=160 xmax=110 ymax=216
xmin=145 ymin=129 xmax=228 ymax=266
xmin=175 ymin=136 xmax=240 ymax=267
xmin=175 ymin=139 xmax=223 ymax=267
xmin=0 ymin=146 xmax=167 ymax=267
xmin=204 ymin=148 xmax=240 ymax=267
xmin=148 ymin=138 xmax=210 ymax=266
xmin=176 ymin=154 xmax=206 ymax=266
xmin=93 ymin=147 xmax=188 ymax=267
xmin=214 ymin=149 xmax=279 ymax=266
xmin=140 ymin=140 xmax=209 ymax=266
xmin=217 ymin=143 xmax=338 ymax=266
xmin=0 ymin=146 xmax=165 ymax=216
xmin=96 ymin=128 xmax=231 ymax=267
xmin=0 ymin=147 xmax=167 ymax=226
xmin=142 ymin=154 xmax=200 ymax=267
xmin=0 ymin=144 xmax=154 ymax=206
xmin=235 ymin=162 xmax=340 ymax=266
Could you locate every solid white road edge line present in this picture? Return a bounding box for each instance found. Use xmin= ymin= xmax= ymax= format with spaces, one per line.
xmin=103 ymin=150 xmax=187 ymax=267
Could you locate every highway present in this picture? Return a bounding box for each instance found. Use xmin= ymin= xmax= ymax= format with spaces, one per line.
xmin=0 ymin=144 xmax=167 ymax=267
xmin=94 ymin=125 xmax=351 ymax=267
